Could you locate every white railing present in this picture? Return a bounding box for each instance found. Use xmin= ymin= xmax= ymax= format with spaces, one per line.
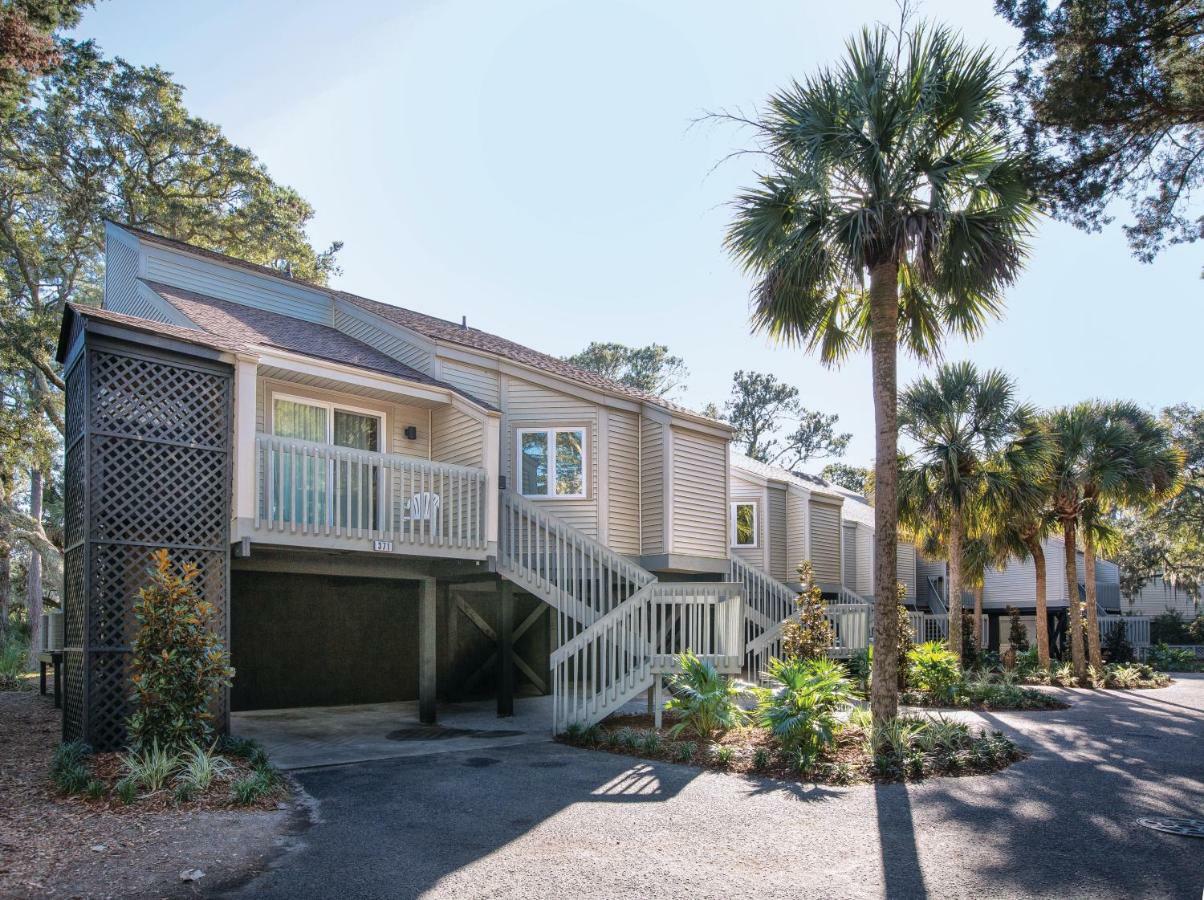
xmin=927 ymin=575 xmax=948 ymax=616
xmin=253 ymin=433 xmax=488 ymax=551
xmin=498 ymin=491 xmax=654 ymax=630
xmin=836 ymin=586 xmax=870 ymax=605
xmin=828 ymin=603 xmax=874 ymax=656
xmin=1099 ymin=615 xmax=1152 ymax=648
xmin=728 ymin=558 xmax=798 ymax=676
xmin=550 ymin=582 xmax=743 ymax=732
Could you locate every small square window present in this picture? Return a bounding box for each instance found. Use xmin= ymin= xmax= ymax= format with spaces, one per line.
xmin=517 ymin=428 xmax=587 ymax=498
xmin=731 ymin=502 xmax=758 ymax=548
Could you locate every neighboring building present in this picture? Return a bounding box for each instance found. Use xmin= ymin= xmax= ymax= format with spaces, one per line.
xmin=1122 ymin=575 xmax=1200 ymax=618
xmin=58 ymin=221 xmax=743 ymax=746
xmin=827 ymin=482 xmax=917 ymax=604
xmin=727 ymin=454 xmax=846 ymax=593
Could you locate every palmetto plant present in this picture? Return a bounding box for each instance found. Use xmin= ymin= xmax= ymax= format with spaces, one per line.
xmin=723 ymin=23 xmax=1037 ymax=725
xmin=898 ymin=363 xmax=1048 ymax=660
xmin=664 ymin=651 xmax=746 ymax=740
xmin=756 ymin=657 xmax=855 ymax=765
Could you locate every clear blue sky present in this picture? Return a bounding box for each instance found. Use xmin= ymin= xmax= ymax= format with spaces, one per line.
xmin=71 ymin=0 xmax=1200 ymax=466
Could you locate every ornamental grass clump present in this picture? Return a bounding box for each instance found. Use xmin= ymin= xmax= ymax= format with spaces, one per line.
xmin=127 ymin=549 xmax=235 ymax=753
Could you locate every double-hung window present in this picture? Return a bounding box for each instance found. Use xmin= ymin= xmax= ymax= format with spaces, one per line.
xmin=517 ymin=427 xmax=586 ymax=499
xmin=270 ymin=394 xmax=384 ymax=528
xmin=730 ymin=501 xmax=758 ymax=548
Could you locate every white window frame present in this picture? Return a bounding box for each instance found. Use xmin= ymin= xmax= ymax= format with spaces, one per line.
xmin=270 ymin=391 xmax=386 ymax=451
xmin=516 ymin=426 xmax=588 ymax=499
xmin=730 ymin=501 xmax=759 ymax=549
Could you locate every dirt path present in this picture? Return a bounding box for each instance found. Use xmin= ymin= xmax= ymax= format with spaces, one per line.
xmin=0 ymin=689 xmax=302 ymax=899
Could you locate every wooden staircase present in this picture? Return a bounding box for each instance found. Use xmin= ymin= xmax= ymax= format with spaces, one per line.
xmin=499 ymin=492 xmax=742 ymax=732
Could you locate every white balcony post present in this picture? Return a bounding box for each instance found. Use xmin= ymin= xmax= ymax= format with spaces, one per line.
xmin=232 ymin=356 xmax=258 ymax=528
xmin=483 ymin=413 xmax=501 ymax=545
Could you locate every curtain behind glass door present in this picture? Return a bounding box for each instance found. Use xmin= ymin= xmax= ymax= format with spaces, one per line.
xmin=334 ymin=410 xmax=381 ymax=531
xmin=271 ymin=399 xmax=328 ymax=526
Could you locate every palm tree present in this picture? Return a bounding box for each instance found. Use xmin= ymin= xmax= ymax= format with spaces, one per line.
xmin=723 ymin=24 xmax=1037 ymax=726
xmin=991 ymin=489 xmax=1058 ymax=667
xmin=1080 ymin=403 xmax=1181 ymax=669
xmin=897 ymin=363 xmax=1047 ymax=661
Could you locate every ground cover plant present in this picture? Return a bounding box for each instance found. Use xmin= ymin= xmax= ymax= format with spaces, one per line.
xmin=560 ymin=652 xmax=1025 ymax=786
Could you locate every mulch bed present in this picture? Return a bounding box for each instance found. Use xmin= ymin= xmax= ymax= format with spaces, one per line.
xmin=0 ymin=687 xmax=297 ymax=899
xmin=559 ymin=712 xmax=1026 ymax=786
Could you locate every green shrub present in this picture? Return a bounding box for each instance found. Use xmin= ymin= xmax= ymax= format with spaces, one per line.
xmin=638 ymin=731 xmax=662 ymax=755
xmin=672 ymin=741 xmax=696 ymax=762
xmin=1102 ymin=621 xmax=1134 ymax=664
xmin=664 ymin=651 xmax=746 ymax=739
xmin=230 ymin=770 xmax=276 ymax=805
xmin=752 ymin=747 xmax=770 ymax=770
xmin=1148 ymin=643 xmax=1195 ymax=672
xmin=1150 ymin=611 xmax=1191 ymax=645
xmin=115 ymin=778 xmax=138 ymax=805
xmin=711 ymin=745 xmax=734 ymax=766
xmin=50 ymin=741 xmax=92 ymax=795
xmin=118 ymin=740 xmax=180 ymax=792
xmin=126 ymin=550 xmax=235 ymax=752
xmin=563 ymin=722 xmax=587 ymax=742
xmin=874 ymin=716 xmax=927 ymax=757
xmin=1051 ymin=661 xmax=1077 ymax=686
xmin=848 ymin=647 xmax=872 ymax=697
xmin=218 ymin=735 xmax=259 ymax=759
xmin=906 ymin=642 xmax=962 ymax=703
xmin=1006 ymin=607 xmax=1030 ymax=652
xmin=756 ymin=657 xmax=854 ymax=765
xmin=85 ymin=778 xmax=107 ymax=800
xmin=176 ymin=741 xmax=233 ymax=794
xmin=0 ymin=634 xmax=30 ymax=690
xmin=780 ymin=561 xmax=835 ymax=660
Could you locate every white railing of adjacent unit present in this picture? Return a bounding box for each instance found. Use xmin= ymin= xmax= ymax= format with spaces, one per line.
xmin=253 ymin=433 xmax=488 ymax=551
xmin=499 ymin=491 xmax=742 ymax=732
xmin=1098 ymin=615 xmax=1152 ymax=647
xmin=727 ymin=557 xmax=798 ymax=676
xmin=836 ymin=586 xmax=870 ymax=605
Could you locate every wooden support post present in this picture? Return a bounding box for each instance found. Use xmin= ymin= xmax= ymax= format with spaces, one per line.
xmin=419 ymin=577 xmax=437 ymax=724
xmin=653 ymin=675 xmax=663 ymax=730
xmin=498 ymin=581 xmax=514 ymax=717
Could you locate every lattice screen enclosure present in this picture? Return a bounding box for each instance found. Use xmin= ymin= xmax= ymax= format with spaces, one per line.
xmin=62 ymin=329 xmax=232 ymax=750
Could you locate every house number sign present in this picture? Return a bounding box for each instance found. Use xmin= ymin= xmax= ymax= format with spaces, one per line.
xmin=373 ymin=540 xmax=394 ymax=552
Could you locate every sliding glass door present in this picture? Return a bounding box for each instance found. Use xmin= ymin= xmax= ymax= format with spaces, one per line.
xmin=334 ymin=409 xmax=381 ymax=531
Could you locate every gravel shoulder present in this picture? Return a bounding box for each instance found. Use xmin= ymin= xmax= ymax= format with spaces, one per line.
xmin=0 ymin=689 xmax=299 ymax=899
xmin=227 ymin=676 xmax=1204 ymax=900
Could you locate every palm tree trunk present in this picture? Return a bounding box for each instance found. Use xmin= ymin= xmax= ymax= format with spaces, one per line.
xmin=1083 ymin=526 xmax=1103 ymax=669
xmin=25 ymin=469 xmax=43 ymax=670
xmin=1027 ymin=535 xmax=1051 ymax=667
xmin=1062 ymin=517 xmax=1086 ymax=680
xmin=973 ymin=584 xmax=984 ymax=654
xmin=947 ymin=506 xmax=964 ymax=661
xmin=868 ymin=260 xmax=900 ymax=731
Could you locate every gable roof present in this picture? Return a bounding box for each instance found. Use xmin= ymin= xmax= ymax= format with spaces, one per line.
xmin=112 ymin=221 xmax=727 ymax=427
xmin=730 ymin=454 xmax=844 ymax=502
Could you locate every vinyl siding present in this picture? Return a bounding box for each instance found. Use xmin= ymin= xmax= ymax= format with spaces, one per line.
xmin=438 ymin=358 xmax=501 ymax=407
xmin=504 ymin=376 xmax=599 ymax=539
xmin=896 ymin=542 xmax=917 ymax=601
xmin=728 ymin=470 xmax=767 ymax=570
xmin=640 ymin=419 xmax=665 ymax=555
xmin=854 ymin=524 xmax=874 ymax=597
xmin=767 ymin=485 xmax=789 ymax=582
xmin=606 ymin=410 xmax=641 ymax=555
xmin=668 ymin=428 xmax=727 ymax=558
xmin=1125 ymin=576 xmax=1199 ymax=616
xmin=430 ymin=405 xmax=485 ymax=468
xmin=333 ymin=304 xmax=434 ymax=375
xmin=809 ymin=498 xmax=842 ymax=587
xmin=143 ymin=245 xmax=332 ymax=324
xmin=256 ymin=378 xmax=430 ymax=457
xmin=785 ymin=489 xmax=808 ymax=580
xmin=843 ymin=523 xmax=858 ymax=588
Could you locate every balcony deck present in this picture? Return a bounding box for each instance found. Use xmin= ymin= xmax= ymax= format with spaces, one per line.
xmin=235 ymin=433 xmax=492 ymax=560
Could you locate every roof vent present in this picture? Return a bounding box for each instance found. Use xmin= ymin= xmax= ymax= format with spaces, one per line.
xmin=461 ymin=315 xmax=468 ymax=330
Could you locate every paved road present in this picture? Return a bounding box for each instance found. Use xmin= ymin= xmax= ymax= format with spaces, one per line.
xmin=219 ymin=676 xmax=1204 ymax=899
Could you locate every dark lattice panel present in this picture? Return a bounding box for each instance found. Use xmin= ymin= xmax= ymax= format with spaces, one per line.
xmin=62 ymin=651 xmax=84 ymax=742
xmin=61 ymin=340 xmax=232 ymax=749
xmin=89 ymin=351 xmax=229 ymax=448
xmin=61 ymin=360 xmax=88 ymax=741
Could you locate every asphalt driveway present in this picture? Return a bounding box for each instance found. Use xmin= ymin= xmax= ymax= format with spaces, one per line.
xmin=217 ymin=676 xmax=1204 ymax=899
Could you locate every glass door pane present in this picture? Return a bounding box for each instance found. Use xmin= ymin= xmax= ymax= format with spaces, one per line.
xmin=271 ymin=399 xmax=328 ymax=526
xmin=334 ymin=410 xmax=381 ymax=530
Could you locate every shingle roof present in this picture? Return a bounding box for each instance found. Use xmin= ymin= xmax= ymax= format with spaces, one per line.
xmin=143 ymin=282 xmax=493 ymax=408
xmin=63 ymin=302 xmax=245 ymax=355
xmin=730 ymin=454 xmax=845 ymax=501
xmin=112 ymin=221 xmax=727 ymax=427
